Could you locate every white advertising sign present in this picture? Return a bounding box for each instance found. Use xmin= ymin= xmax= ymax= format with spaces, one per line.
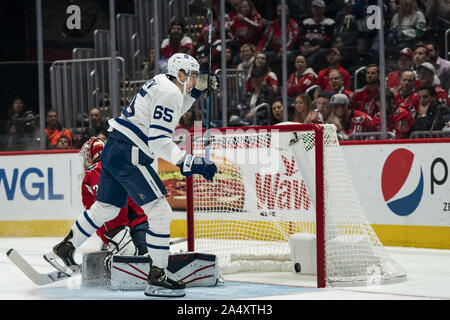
xmin=0 ymin=152 xmax=84 ymax=221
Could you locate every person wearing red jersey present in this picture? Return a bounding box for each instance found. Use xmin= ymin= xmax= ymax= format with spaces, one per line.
xmin=245 ymin=52 xmax=278 ymax=95
xmin=327 ymin=68 xmax=354 ymax=98
xmin=160 ymin=21 xmax=194 ymax=61
xmin=328 ymin=93 xmax=373 ymax=140
xmin=351 ymin=64 xmax=380 ymax=118
xmin=227 ymin=0 xmax=262 ymax=47
xmin=79 ymin=137 xmax=148 ymax=256
xmin=386 ymin=47 xmax=416 ymax=94
xmin=316 ymin=48 xmax=351 ymax=91
xmin=372 ymin=90 xmax=413 ymax=139
xmin=394 ymin=70 xmax=419 ymax=117
xmin=257 ymin=3 xmax=300 ymax=77
xmin=416 ymin=62 xmax=450 ymax=107
xmin=287 ymin=55 xmax=317 ymax=98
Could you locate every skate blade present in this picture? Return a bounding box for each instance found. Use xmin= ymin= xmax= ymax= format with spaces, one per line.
xmin=144 ymin=285 xmax=185 ymax=298
xmin=43 ymin=252 xmax=81 ymax=275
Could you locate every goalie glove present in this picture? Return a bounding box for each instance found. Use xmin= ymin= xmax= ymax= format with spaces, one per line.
xmin=176 ymin=154 xmax=217 ymax=182
xmin=190 ymin=72 xmax=220 ymax=99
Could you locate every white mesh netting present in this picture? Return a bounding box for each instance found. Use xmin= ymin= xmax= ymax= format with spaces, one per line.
xmin=190 ymin=124 xmax=406 ymax=286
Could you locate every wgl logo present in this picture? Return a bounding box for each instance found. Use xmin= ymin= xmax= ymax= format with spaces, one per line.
xmin=381 ymin=149 xmax=424 ymax=216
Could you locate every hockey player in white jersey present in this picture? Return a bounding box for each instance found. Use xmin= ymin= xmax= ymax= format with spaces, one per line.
xmin=49 ymin=53 xmax=217 ymax=298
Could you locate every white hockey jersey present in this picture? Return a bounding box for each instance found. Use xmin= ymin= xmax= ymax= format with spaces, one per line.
xmin=108 ymin=74 xmax=196 ymax=165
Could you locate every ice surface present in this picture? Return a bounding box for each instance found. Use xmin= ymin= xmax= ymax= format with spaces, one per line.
xmin=1 ymin=236 xmax=449 ymax=300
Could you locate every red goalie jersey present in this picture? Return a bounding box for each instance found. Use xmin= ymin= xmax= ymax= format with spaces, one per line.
xmin=80 ymin=137 xmax=147 ymax=244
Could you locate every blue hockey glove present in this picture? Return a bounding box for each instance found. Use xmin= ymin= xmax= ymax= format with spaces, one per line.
xmin=190 ymin=72 xmax=220 ymax=99
xmin=176 ymin=155 xmax=217 ymax=182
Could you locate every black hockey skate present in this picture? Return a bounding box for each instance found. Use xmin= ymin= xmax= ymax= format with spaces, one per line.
xmin=144 ymin=266 xmax=186 ymax=298
xmin=44 ymin=230 xmax=81 ymax=275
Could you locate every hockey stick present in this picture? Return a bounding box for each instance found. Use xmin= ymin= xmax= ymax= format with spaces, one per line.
xmin=6 ymin=248 xmax=80 ymax=285
xmin=205 ymin=8 xmax=213 ymax=160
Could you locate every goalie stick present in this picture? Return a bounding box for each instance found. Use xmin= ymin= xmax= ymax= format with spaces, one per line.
xmin=6 ymin=248 xmax=80 ymax=286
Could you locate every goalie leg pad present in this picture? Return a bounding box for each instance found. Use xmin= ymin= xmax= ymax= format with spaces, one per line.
xmin=108 ymin=253 xmax=220 ymax=290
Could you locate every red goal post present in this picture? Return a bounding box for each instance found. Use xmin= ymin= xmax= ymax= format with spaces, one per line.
xmin=185 ymin=123 xmax=406 ymax=288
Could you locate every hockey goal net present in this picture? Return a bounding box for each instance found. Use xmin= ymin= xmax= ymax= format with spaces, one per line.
xmin=186 ymin=123 xmax=406 ymax=287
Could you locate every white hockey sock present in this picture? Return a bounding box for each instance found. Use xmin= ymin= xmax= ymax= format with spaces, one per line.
xmin=142 ymin=197 xmax=172 ymax=269
xmin=71 ymin=201 xmax=121 ymax=248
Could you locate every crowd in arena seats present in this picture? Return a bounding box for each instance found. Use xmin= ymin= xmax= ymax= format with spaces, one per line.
xmin=2 ymin=0 xmax=450 ymax=152
xmin=169 ymin=0 xmax=450 ymax=140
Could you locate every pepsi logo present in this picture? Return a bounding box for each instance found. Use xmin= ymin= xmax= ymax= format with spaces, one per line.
xmin=381 ymin=148 xmax=424 ymax=216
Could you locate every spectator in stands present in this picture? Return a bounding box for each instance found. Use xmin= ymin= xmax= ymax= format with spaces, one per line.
xmin=328 ymin=93 xmax=373 ymax=140
xmin=6 ymin=97 xmax=26 ymax=137
xmin=417 ymin=62 xmax=450 ymax=107
xmin=270 ymin=100 xmax=284 ymax=125
xmin=44 ymin=109 xmax=73 ymax=149
xmin=245 ymin=52 xmax=278 ymax=95
xmin=84 ymin=107 xmax=108 ymax=141
xmin=195 ymin=23 xmax=222 ymax=73
xmin=160 ymin=20 xmax=194 ymax=61
xmin=413 ymin=43 xmax=429 ymax=69
xmin=225 ymin=46 xmax=238 ymax=69
xmin=306 ymin=84 xmax=322 ymax=102
xmin=316 ymin=48 xmax=352 ymax=92
xmin=372 ymin=90 xmax=414 ymax=139
xmin=390 ymin=0 xmax=426 ymax=49
xmin=257 ymin=3 xmax=300 ymax=78
xmin=139 ymin=48 xmax=155 ymax=80
xmin=287 ymin=55 xmax=317 ymax=98
xmin=424 ymin=41 xmax=450 ymax=95
xmin=327 ymin=69 xmax=354 ymax=98
xmin=173 ymin=107 xmax=198 ymax=147
xmin=387 ymin=48 xmax=415 ymax=94
xmin=395 ymin=70 xmax=419 ymax=117
xmin=237 ymin=43 xmax=256 ymax=79
xmin=55 ymin=134 xmax=72 ymax=150
xmin=293 ymin=93 xmax=320 ymax=124
xmin=6 ymin=110 xmax=48 ymax=151
xmin=424 ymin=0 xmax=450 ymax=44
xmin=298 ymin=0 xmax=336 ymax=70
xmin=412 ymin=85 xmax=450 ymax=132
xmin=333 ymin=0 xmax=358 ymax=63
xmin=351 ymin=64 xmax=380 ymax=118
xmin=242 ymin=67 xmax=275 ymax=125
xmin=227 ymin=0 xmax=262 ymax=48
xmin=345 ymin=0 xmax=378 ymax=56
xmin=314 ymin=90 xmax=333 ymax=123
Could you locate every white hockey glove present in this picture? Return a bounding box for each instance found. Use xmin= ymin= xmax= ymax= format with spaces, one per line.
xmin=103 ymin=226 xmax=137 ymax=269
xmin=190 ymin=72 xmax=220 ymax=99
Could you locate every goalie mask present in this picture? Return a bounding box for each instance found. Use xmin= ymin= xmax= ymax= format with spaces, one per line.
xmin=79 ymin=136 xmax=105 ymax=169
xmin=167 ymin=53 xmax=200 ymax=94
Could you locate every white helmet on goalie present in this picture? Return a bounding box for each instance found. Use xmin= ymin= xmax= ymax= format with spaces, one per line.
xmin=167 ymin=53 xmax=200 ymax=94
xmin=79 ymin=136 xmax=105 ymax=169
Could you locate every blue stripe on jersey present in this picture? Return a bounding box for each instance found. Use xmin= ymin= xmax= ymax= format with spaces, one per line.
xmin=75 ymin=221 xmax=91 ymax=237
xmin=148 ymin=135 xmax=170 ymax=141
xmin=114 ymin=117 xmax=149 ymax=145
xmin=146 ymin=243 xmax=170 ymax=250
xmin=83 ymin=211 xmax=100 ymax=230
xmin=149 ymin=124 xmax=173 ymax=134
xmin=146 ymin=229 xmax=170 ymax=238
